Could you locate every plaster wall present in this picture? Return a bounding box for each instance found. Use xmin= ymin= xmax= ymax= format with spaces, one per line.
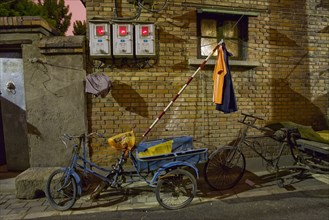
xmin=0 ymin=17 xmax=87 ymax=168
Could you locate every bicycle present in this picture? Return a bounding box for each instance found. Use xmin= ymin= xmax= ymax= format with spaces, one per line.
xmin=276 ymin=127 xmax=329 ymax=187
xmin=203 ymin=113 xmax=289 ymax=190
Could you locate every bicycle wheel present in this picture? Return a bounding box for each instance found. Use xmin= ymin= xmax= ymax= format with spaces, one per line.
xmin=45 ymin=169 xmax=77 ymax=211
xmin=155 ymin=169 xmax=197 ymax=210
xmin=204 ymin=146 xmax=246 ymax=190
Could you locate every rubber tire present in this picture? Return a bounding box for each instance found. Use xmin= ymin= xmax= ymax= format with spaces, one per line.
xmin=155 ymin=169 xmax=197 ymax=210
xmin=204 ymin=146 xmax=246 ymax=190
xmin=45 ymin=169 xmax=77 ymax=211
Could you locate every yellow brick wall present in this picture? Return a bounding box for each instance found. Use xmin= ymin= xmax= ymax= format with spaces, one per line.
xmin=85 ymin=0 xmax=329 ymax=165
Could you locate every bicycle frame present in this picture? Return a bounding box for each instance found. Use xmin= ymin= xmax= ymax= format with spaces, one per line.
xmin=242 ymin=136 xmax=287 ymax=170
xmin=228 ymin=113 xmax=288 ymax=171
xmin=63 ymin=134 xmax=164 ymax=196
xmin=61 ymin=134 xmax=124 ymax=196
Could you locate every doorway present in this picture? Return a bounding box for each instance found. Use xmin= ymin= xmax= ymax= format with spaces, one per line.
xmin=0 ymin=49 xmax=30 ymax=171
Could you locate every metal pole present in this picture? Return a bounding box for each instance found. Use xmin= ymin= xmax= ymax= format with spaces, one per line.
xmin=141 ymin=40 xmax=223 ymax=139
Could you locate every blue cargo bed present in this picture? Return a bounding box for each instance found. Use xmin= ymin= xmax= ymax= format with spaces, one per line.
xmin=136 ymin=136 xmax=208 ymax=172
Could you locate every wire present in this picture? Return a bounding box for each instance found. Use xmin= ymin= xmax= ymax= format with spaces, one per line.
xmin=111 ymin=6 xmax=142 ymax=21
xmin=138 ymin=0 xmax=169 ymax=13
xmin=232 ymin=14 xmax=244 ymax=30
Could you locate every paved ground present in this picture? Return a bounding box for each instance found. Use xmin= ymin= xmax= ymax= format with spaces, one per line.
xmin=1 ymin=169 xmax=328 ymax=220
xmin=36 ymin=186 xmax=329 ymax=220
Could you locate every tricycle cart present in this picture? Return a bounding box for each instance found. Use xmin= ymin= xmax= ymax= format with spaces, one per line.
xmin=45 ymin=132 xmax=208 ymax=210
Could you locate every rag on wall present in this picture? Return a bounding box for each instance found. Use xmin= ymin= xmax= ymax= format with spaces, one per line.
xmin=212 ymin=44 xmax=238 ymax=114
xmin=85 ymin=73 xmax=112 ymax=98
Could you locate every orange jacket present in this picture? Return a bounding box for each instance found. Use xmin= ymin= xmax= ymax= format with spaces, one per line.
xmin=213 ymin=46 xmax=227 ymax=104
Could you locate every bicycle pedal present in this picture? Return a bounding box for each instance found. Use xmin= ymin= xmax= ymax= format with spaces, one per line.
xmin=245 ymin=179 xmax=255 ymax=187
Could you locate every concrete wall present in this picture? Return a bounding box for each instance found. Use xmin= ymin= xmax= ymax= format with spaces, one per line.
xmin=26 ymin=36 xmax=88 ymax=167
xmin=85 ymin=0 xmax=329 ymax=165
xmin=0 ymin=17 xmax=87 ymax=169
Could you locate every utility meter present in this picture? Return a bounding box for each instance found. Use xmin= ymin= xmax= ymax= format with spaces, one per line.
xmin=89 ymin=22 xmax=111 ymax=57
xmin=112 ymin=23 xmax=133 ymax=58
xmin=135 ymin=23 xmax=156 ymax=57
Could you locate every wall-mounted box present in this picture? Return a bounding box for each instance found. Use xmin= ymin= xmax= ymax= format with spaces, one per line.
xmin=112 ymin=23 xmax=133 ymax=58
xmin=135 ymin=24 xmax=156 ymax=57
xmin=89 ymin=21 xmax=111 ymax=57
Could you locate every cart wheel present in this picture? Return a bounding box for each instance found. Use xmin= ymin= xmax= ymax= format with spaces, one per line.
xmin=45 ymin=169 xmax=77 ymax=211
xmin=155 ymin=169 xmax=197 ymax=210
xmin=204 ymin=146 xmax=246 ymax=190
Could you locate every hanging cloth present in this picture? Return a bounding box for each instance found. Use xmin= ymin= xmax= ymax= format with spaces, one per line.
xmin=215 ymin=45 xmax=238 ymax=113
xmin=212 ymin=45 xmax=227 ymax=104
xmin=85 ymin=72 xmax=112 ymax=98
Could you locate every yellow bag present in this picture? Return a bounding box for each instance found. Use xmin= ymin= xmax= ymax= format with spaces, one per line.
xmin=108 ymin=131 xmax=135 ymax=151
xmin=317 ymin=130 xmax=329 ymax=142
xmin=138 ymin=140 xmax=173 ymax=158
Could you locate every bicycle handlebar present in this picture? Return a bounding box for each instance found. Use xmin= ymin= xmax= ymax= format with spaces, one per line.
xmin=61 ymin=132 xmax=105 ymax=148
xmin=62 ymin=132 xmax=104 ymax=140
xmin=238 ymin=113 xmax=273 ymax=133
xmin=241 ymin=112 xmax=264 ymax=121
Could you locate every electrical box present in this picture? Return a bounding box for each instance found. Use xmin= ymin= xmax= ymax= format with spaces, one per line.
xmin=112 ymin=23 xmax=133 ymax=58
xmin=89 ymin=22 xmax=111 ymax=57
xmin=135 ymin=24 xmax=156 ymax=57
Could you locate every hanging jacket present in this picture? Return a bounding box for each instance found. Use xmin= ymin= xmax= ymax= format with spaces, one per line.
xmin=216 ymin=45 xmax=238 ymax=114
xmin=212 ymin=45 xmax=227 ymax=104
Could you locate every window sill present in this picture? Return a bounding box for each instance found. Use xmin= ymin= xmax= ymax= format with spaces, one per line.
xmin=188 ymin=58 xmax=260 ymax=68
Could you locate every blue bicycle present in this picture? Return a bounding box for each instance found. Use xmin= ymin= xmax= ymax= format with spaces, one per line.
xmin=45 ymin=131 xmax=208 ymax=210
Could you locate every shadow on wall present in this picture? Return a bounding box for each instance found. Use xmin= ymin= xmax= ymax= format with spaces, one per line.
xmin=268 ymin=28 xmax=299 ymax=47
xmin=153 ymin=11 xmax=194 ymax=29
xmin=271 ymin=78 xmax=328 ymax=130
xmin=316 ymin=0 xmax=329 ymax=9
xmin=318 ymin=26 xmax=329 ymax=33
xmin=0 ymin=97 xmax=30 ymax=170
xmin=27 ymin=122 xmax=41 ymax=137
xmin=158 ymin=28 xmax=187 ymax=44
xmin=111 ymin=81 xmax=149 ymax=118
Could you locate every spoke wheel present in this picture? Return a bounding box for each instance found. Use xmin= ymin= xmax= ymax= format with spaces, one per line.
xmin=204 ymin=146 xmax=246 ymax=190
xmin=156 ymin=169 xmax=197 ymax=210
xmin=45 ymin=169 xmax=77 ymax=211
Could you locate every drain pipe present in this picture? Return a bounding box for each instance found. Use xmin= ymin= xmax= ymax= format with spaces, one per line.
xmin=113 ymin=0 xmax=118 ymax=18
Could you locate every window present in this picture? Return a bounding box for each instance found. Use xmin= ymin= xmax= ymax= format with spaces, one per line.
xmin=197 ymin=12 xmax=248 ymax=60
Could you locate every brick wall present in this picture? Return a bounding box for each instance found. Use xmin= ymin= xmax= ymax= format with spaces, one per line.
xmin=85 ymin=0 xmax=328 ymax=165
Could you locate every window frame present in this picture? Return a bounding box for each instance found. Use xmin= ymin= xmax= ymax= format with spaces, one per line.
xmin=197 ymin=12 xmax=249 ymax=60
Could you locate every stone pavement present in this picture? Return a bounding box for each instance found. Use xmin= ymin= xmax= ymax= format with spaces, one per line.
xmin=0 ymin=170 xmax=328 ymax=220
